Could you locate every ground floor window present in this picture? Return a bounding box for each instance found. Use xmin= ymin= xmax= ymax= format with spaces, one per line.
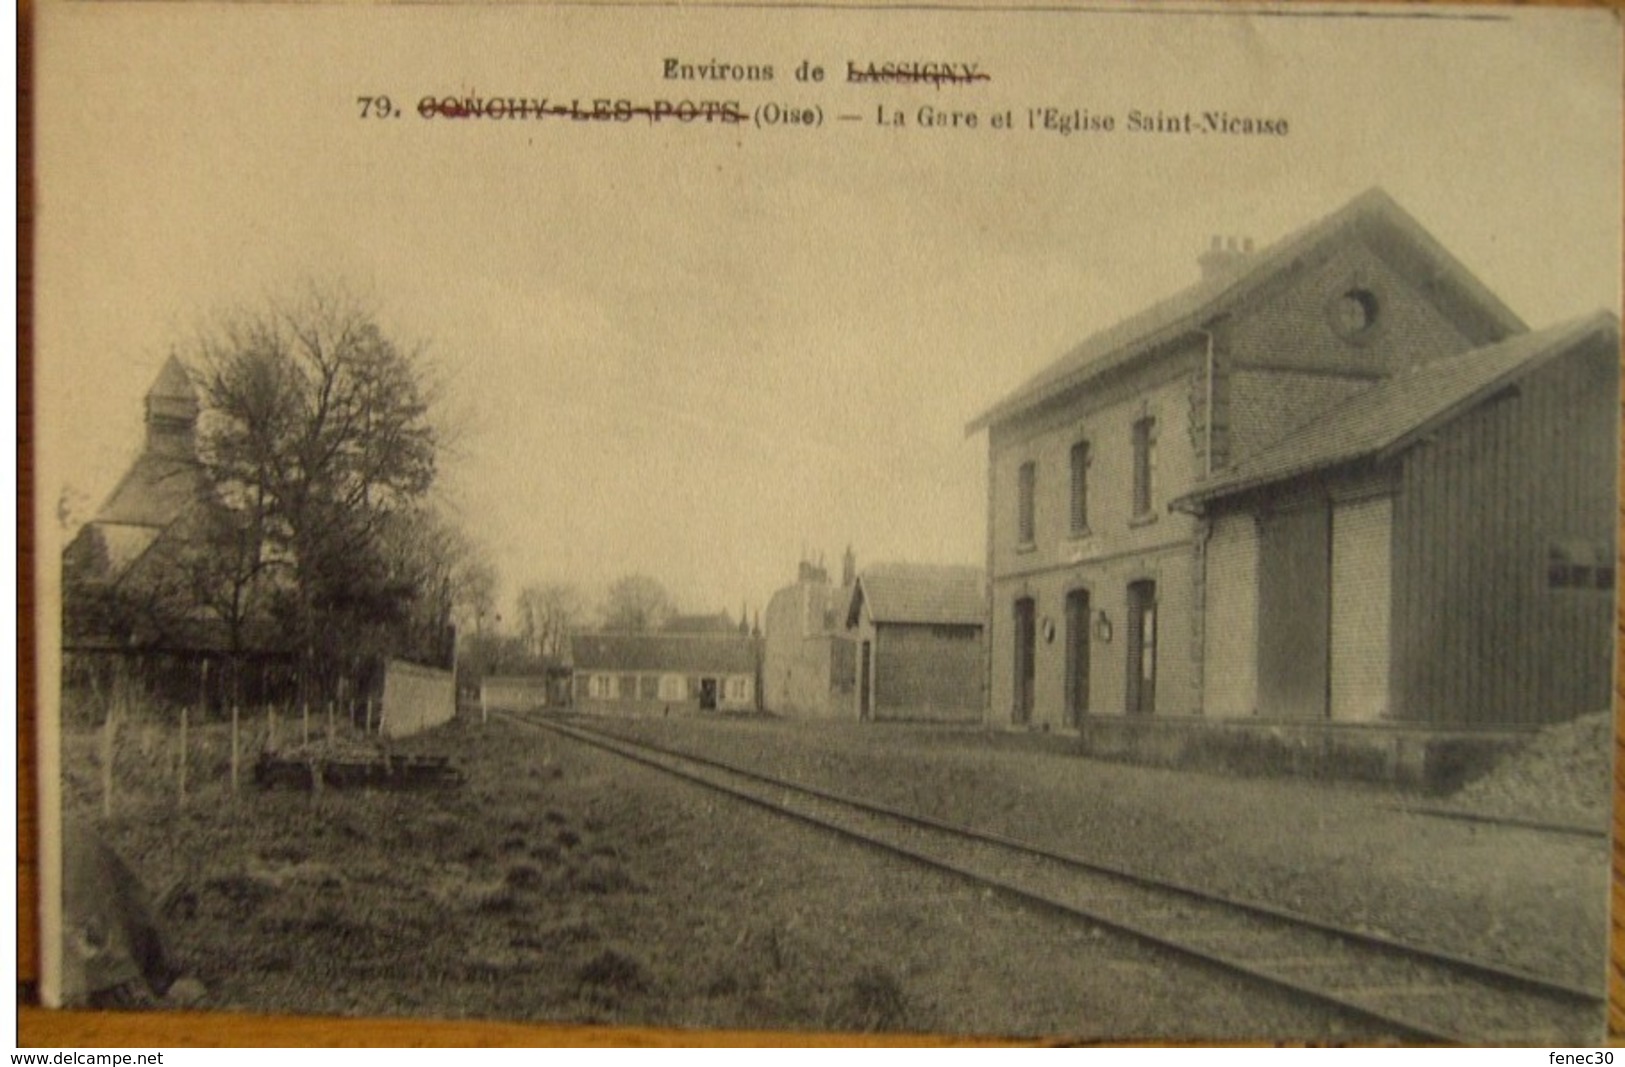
xmin=725 ymin=676 xmax=751 ymax=703
xmin=1013 ymin=597 xmax=1036 ymax=724
xmin=618 ymin=674 xmax=638 ymax=700
xmin=1064 ymin=588 xmax=1091 ymax=726
xmin=659 ymin=673 xmax=687 ymax=701
xmin=588 ymin=674 xmax=614 ymax=700
xmin=1126 ymin=580 xmax=1157 ymax=715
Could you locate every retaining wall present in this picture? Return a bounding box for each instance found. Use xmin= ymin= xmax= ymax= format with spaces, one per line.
xmin=379 ymin=660 xmax=455 ymax=738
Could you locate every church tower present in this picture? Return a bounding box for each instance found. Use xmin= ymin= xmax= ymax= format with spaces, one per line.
xmin=143 ymin=355 xmax=199 ymax=459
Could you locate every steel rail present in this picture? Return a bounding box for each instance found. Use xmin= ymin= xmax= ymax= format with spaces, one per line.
xmin=515 ymin=713 xmax=1602 ymax=1044
xmin=1384 ymin=804 xmax=1609 ymax=840
xmin=551 ymin=715 xmax=1600 ymax=1002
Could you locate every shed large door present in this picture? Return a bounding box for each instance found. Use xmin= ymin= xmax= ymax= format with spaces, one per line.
xmin=1203 ymin=513 xmax=1258 ymax=718
xmin=1258 ymin=503 xmax=1329 ymax=719
xmin=1330 ymin=497 xmax=1392 ymax=722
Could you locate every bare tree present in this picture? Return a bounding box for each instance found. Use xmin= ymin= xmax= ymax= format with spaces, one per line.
xmin=516 ymin=582 xmax=585 ymax=660
xmin=600 ymin=574 xmax=675 ymax=632
xmin=455 ymin=557 xmax=498 ymax=636
xmin=371 ymin=506 xmax=494 ymax=668
xmin=193 ymin=286 xmax=439 ymax=695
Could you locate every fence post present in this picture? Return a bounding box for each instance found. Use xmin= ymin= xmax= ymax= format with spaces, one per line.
xmin=178 ymin=704 xmax=189 ymax=807
xmin=302 ymin=701 xmax=310 ymax=746
xmin=230 ymin=703 xmax=240 ymax=795
xmin=268 ymin=705 xmax=278 ymax=750
xmin=327 ymin=700 xmax=335 ymax=742
xmin=101 ymin=706 xmax=116 ymax=820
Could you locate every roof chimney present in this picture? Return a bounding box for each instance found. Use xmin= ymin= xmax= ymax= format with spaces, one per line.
xmin=1197 ymin=233 xmax=1255 ymax=282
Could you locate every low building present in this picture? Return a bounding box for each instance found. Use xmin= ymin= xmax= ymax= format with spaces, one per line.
xmin=843 ymin=563 xmax=985 ymax=723
xmin=762 ymin=550 xmax=857 ymax=719
xmin=570 ymin=631 xmax=762 ymax=714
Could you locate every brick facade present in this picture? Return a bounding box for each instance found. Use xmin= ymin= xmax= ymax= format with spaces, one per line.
xmin=972 ymin=190 xmax=1560 ymax=738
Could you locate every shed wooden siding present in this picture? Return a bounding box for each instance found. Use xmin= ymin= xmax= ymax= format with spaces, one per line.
xmin=873 ymin=623 xmax=983 ymax=722
xmin=1257 ymin=502 xmax=1330 ymax=719
xmin=1203 ymin=512 xmax=1258 ymax=718
xmin=1329 ymin=496 xmax=1392 ymax=722
xmin=1391 ymin=341 xmax=1618 ymax=725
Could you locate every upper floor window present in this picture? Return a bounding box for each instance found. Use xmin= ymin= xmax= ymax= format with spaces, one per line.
xmin=1069 ymin=440 xmax=1091 ymax=536
xmin=1017 ymin=461 xmax=1037 ymax=547
xmin=1331 ymin=287 xmax=1382 ymax=343
xmin=1132 ymin=417 xmax=1158 ymax=518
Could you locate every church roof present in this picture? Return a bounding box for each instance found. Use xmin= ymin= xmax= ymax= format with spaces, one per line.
xmin=145 ymin=355 xmax=197 ymax=403
xmin=91 ymin=450 xmax=207 ymax=529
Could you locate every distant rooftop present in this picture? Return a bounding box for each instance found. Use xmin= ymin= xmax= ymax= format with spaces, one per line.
xmin=850 ymin=563 xmax=985 ymax=627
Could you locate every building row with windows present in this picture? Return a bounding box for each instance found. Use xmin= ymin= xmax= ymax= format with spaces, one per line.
xmin=569 ymin=631 xmax=762 ymax=713
xmin=968 ymin=189 xmax=1618 ymax=771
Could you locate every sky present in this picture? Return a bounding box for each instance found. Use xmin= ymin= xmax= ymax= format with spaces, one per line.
xmin=33 ymin=1 xmax=1622 ymax=629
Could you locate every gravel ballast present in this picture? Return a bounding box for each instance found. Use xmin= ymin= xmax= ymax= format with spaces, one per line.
xmin=586 ymin=713 xmax=1611 ymax=995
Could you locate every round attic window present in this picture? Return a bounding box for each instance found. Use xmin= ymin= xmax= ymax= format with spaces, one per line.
xmin=1331 ymin=287 xmax=1381 ymax=341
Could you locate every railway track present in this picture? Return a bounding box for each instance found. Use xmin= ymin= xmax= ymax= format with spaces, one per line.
xmin=514 ymin=713 xmax=1604 ymax=1045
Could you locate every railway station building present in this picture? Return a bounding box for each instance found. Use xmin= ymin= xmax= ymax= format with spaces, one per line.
xmin=967 ymin=188 xmax=1618 ymax=779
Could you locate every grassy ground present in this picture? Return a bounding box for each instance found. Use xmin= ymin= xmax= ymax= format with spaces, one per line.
xmin=58 ymin=709 xmax=1361 ymax=1040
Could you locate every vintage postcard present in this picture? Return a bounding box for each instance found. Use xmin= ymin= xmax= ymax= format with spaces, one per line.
xmin=31 ymin=0 xmax=1622 ymax=1044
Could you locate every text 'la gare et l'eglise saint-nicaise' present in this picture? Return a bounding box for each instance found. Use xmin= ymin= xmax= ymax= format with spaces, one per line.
xmin=659 ymin=57 xmax=1289 ymax=135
